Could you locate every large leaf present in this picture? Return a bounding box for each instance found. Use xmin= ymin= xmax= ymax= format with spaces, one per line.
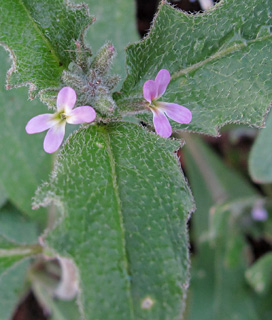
xmin=0 ymin=0 xmax=92 ymax=97
xmin=34 ymin=122 xmax=194 ymax=320
xmin=73 ymin=0 xmax=139 ymax=79
xmin=0 ymin=49 xmax=52 ymax=219
xmin=249 ymin=110 xmax=272 ymax=183
xmin=115 ymin=0 xmax=272 ymax=135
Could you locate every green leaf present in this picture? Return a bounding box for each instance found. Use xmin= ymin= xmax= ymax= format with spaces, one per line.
xmin=0 ymin=259 xmax=30 ymax=320
xmin=0 ymin=203 xmax=41 ymax=274
xmin=249 ymin=110 xmax=272 ymax=183
xmin=0 ymin=49 xmax=52 ymax=219
xmin=32 ymin=278 xmax=81 ymax=320
xmin=49 ymin=299 xmax=81 ymax=320
xmin=34 ymin=122 xmax=194 ymax=320
xmin=246 ymin=252 xmax=272 ymax=294
xmin=115 ymin=0 xmax=272 ymax=135
xmin=0 ymin=0 xmax=92 ymax=97
xmin=73 ymin=0 xmax=139 ymax=79
xmin=0 ymin=203 xmax=39 ymax=245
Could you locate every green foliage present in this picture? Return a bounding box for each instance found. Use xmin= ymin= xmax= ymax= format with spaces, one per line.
xmin=0 ymin=184 xmax=7 ymax=208
xmin=0 ymin=49 xmax=52 ymax=220
xmin=0 ymin=203 xmax=38 ymax=244
xmin=0 ymin=203 xmax=40 ymax=274
xmin=249 ymin=110 xmax=272 ymax=183
xmin=32 ymin=272 xmax=81 ymax=320
xmin=34 ymin=123 xmax=194 ymax=320
xmin=0 ymin=259 xmax=30 ymax=320
xmin=115 ymin=0 xmax=272 ymax=135
xmin=0 ymin=204 xmax=41 ymax=319
xmin=33 ymin=281 xmax=81 ymax=320
xmin=246 ymin=252 xmax=272 ymax=294
xmin=183 ymin=136 xmax=257 ymax=242
xmin=73 ymin=0 xmax=139 ymax=79
xmin=0 ymin=0 xmax=92 ymax=97
xmin=183 ymin=138 xmax=267 ymax=320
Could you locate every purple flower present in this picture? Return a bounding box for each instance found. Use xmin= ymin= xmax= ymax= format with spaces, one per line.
xmin=251 ymin=202 xmax=268 ymax=221
xmin=143 ymin=69 xmax=192 ymax=138
xmin=26 ymin=87 xmax=96 ymax=153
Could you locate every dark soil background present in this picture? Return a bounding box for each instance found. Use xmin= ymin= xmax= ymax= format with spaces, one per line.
xmin=12 ymin=1 xmax=228 ymax=319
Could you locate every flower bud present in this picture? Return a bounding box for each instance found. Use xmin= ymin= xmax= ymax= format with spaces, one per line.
xmin=91 ymin=42 xmax=115 ymax=76
xmin=104 ymin=74 xmax=121 ymax=91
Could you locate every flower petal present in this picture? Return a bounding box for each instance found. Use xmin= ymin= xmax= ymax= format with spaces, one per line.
xmin=155 ymin=69 xmax=171 ymax=98
xmin=25 ymin=114 xmax=54 ymax=134
xmin=57 ymin=87 xmax=77 ymax=111
xmin=151 ymin=108 xmax=172 ymax=138
xmin=158 ymin=102 xmax=192 ymax=124
xmin=43 ymin=123 xmax=66 ymax=153
xmin=66 ymin=106 xmax=96 ymax=124
xmin=143 ymin=80 xmax=158 ymax=103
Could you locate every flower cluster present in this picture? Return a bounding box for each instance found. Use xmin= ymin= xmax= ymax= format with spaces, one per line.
xmin=26 ymin=69 xmax=192 ymax=153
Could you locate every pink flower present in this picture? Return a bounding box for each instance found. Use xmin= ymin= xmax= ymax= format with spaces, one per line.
xmin=143 ymin=69 xmax=192 ymax=138
xmin=26 ymin=87 xmax=96 ymax=153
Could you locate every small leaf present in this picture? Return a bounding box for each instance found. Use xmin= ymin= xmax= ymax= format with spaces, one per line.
xmin=0 ymin=0 xmax=92 ymax=97
xmin=0 ymin=203 xmax=41 ymax=274
xmin=35 ymin=122 xmax=194 ymax=320
xmin=0 ymin=259 xmax=30 ymax=320
xmin=246 ymin=252 xmax=272 ymax=294
xmin=249 ymin=110 xmax=272 ymax=183
xmin=32 ymin=278 xmax=81 ymax=320
xmin=115 ymin=0 xmax=272 ymax=135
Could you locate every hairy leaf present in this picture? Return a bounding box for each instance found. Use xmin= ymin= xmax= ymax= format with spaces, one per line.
xmin=0 ymin=0 xmax=92 ymax=97
xmin=115 ymin=0 xmax=272 ymax=135
xmin=35 ymin=123 xmax=194 ymax=320
xmin=249 ymin=110 xmax=272 ymax=183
